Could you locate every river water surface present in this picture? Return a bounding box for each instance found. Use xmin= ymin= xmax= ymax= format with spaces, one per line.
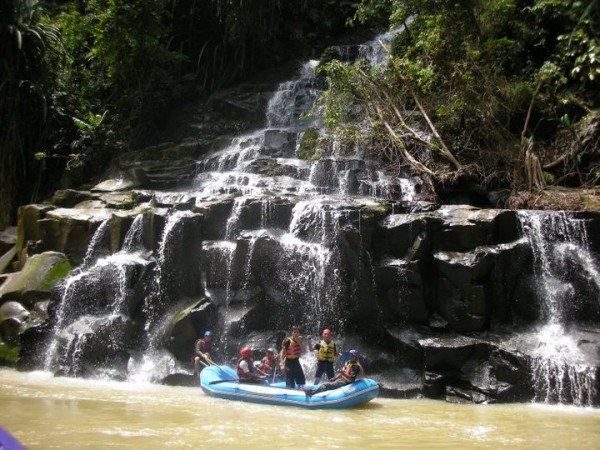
xmin=1 ymin=368 xmax=599 ymax=449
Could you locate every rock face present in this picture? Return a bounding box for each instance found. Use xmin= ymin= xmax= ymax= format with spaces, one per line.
xmin=2 ymin=32 xmax=599 ymax=407
xmin=6 ymin=193 xmax=600 ymax=405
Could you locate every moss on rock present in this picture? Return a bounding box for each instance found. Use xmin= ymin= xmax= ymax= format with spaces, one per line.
xmin=0 ymin=252 xmax=72 ymax=306
xmin=297 ymin=127 xmax=323 ymax=161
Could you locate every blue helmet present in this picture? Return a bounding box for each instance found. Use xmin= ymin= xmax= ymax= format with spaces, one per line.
xmin=204 ymin=331 xmax=212 ymax=337
xmin=349 ymin=349 xmax=359 ymax=358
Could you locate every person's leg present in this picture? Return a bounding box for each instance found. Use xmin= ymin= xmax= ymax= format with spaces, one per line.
xmin=285 ymin=360 xmax=294 ymax=388
xmin=306 ymin=378 xmax=346 ymax=396
xmin=325 ymin=361 xmax=334 ymax=380
xmin=314 ymin=361 xmax=325 ymax=384
xmin=295 ymin=359 xmax=306 ymax=387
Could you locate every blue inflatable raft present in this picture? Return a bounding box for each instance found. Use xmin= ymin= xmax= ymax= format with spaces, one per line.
xmin=200 ymin=365 xmax=379 ymax=409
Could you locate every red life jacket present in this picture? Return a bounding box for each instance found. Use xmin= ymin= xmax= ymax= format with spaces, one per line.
xmin=237 ymin=356 xmax=256 ymax=379
xmin=194 ymin=337 xmax=211 ymax=355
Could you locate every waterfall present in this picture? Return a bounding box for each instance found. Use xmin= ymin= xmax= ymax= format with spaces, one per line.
xmin=518 ymin=211 xmax=599 ymax=406
xmin=225 ymin=197 xmax=246 ymax=240
xmin=122 ymin=214 xmax=144 ymax=251
xmin=41 ymin=28 xmax=426 ymax=382
xmin=281 ymin=201 xmax=362 ymax=331
xmin=358 ymin=27 xmax=406 ymax=68
xmin=191 ymin=27 xmax=418 ymax=203
xmin=266 ymin=60 xmax=319 ymax=128
xmin=201 ymin=240 xmax=237 ymax=306
xmin=145 ymin=210 xmax=196 ymax=331
xmin=43 ymin=251 xmax=150 ymax=375
xmin=81 ymin=218 xmax=110 ymax=269
xmin=260 ymin=199 xmax=275 ymax=228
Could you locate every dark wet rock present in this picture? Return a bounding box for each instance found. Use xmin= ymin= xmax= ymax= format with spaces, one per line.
xmin=8 ymin=193 xmax=600 ymax=405
xmin=0 ymin=227 xmax=17 ymax=257
xmin=264 ymin=130 xmax=297 ymax=158
xmin=161 ymin=373 xmax=198 ymax=387
xmin=417 ymin=334 xmax=536 ymax=403
xmin=167 ymin=298 xmax=218 ymax=363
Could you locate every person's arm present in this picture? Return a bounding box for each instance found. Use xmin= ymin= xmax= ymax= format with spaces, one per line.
xmin=196 ymin=343 xmax=216 ymax=365
xmin=296 ymin=337 xmax=305 ymax=353
xmin=196 ymin=340 xmax=211 ymax=357
xmin=330 ymin=368 xmax=343 ymax=381
xmin=306 ymin=335 xmax=315 ymax=351
xmin=239 ymin=360 xmax=250 ymax=375
xmin=253 ymin=361 xmax=267 ymax=377
xmin=279 ymin=340 xmax=288 ymax=370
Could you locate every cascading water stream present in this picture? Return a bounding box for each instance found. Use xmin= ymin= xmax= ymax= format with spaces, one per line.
xmin=518 ymin=211 xmax=599 ymax=406
xmin=225 ymin=197 xmax=246 ymax=240
xmin=41 ymin=27 xmax=424 ymax=382
xmin=80 ymin=218 xmax=110 ymax=269
xmin=122 ymin=214 xmax=144 ymax=251
xmin=43 ymin=250 xmax=151 ymax=374
xmin=145 ymin=210 xmax=196 ymax=335
xmin=282 ymin=201 xmax=363 ymax=331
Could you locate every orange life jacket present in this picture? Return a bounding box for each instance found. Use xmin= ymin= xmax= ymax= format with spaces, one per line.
xmin=285 ymin=338 xmax=301 ymax=359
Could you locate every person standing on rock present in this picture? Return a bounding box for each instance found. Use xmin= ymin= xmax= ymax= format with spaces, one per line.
xmin=192 ymin=330 xmax=214 ymax=375
xmin=280 ymin=325 xmax=306 ymax=389
xmin=306 ymin=328 xmax=337 ymax=384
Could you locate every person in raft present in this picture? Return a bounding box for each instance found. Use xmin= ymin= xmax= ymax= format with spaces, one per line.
xmin=192 ymin=330 xmax=214 ymax=375
xmin=237 ymin=347 xmax=267 ymax=383
xmin=302 ymin=349 xmax=364 ymax=396
xmin=280 ymin=325 xmax=306 ymax=388
xmin=257 ymin=347 xmax=279 ymax=380
xmin=306 ymin=328 xmax=337 ymax=384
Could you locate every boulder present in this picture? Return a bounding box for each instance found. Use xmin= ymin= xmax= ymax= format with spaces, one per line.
xmin=16 ymin=204 xmax=55 ymax=268
xmin=0 ymin=301 xmax=30 ymax=346
xmin=0 ymin=251 xmax=72 ymax=307
xmin=50 ymin=189 xmax=98 ymax=207
xmin=0 ymin=226 xmax=17 ymax=256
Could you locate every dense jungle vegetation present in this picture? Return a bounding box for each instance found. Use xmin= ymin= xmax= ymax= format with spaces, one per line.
xmin=1 ymin=0 xmax=599 ymax=228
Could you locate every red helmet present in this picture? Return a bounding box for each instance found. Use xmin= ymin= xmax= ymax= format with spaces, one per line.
xmin=240 ymin=346 xmax=252 ymax=358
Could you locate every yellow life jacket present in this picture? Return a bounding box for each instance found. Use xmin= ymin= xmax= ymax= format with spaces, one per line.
xmin=342 ymin=361 xmax=359 ymax=381
xmin=317 ymin=340 xmax=336 ymax=362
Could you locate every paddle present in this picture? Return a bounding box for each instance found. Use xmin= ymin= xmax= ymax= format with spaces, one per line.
xmin=198 ymin=351 xmax=217 ymax=366
xmin=340 ymin=351 xmax=351 ymax=364
xmin=209 ymin=378 xmax=238 ymax=385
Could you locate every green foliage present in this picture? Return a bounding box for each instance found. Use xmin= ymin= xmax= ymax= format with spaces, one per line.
xmin=297 ymin=127 xmax=324 ymax=161
xmin=322 ymin=0 xmax=600 ymax=192
xmin=0 ymin=0 xmax=62 ymax=227
xmin=542 ymin=171 xmax=555 ymax=184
